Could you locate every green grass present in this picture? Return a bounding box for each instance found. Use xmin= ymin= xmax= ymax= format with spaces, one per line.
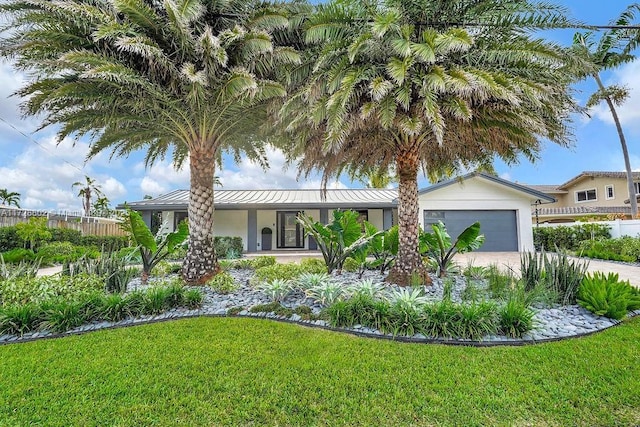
xmin=1 ymin=317 xmax=639 ymax=426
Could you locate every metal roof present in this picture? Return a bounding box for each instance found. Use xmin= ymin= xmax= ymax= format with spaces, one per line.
xmin=121 ymin=188 xmax=399 ymax=211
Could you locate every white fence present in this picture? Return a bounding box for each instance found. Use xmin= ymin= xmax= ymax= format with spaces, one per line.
xmin=537 ymin=219 xmax=640 ymax=238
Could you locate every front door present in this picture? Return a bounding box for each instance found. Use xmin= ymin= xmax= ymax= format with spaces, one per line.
xmin=277 ymin=211 xmax=304 ymax=248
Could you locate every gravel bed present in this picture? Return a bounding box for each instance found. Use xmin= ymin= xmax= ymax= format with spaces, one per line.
xmin=1 ymin=269 xmax=636 ymax=346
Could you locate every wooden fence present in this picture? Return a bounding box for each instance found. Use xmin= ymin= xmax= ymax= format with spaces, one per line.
xmin=0 ymin=209 xmax=126 ymax=237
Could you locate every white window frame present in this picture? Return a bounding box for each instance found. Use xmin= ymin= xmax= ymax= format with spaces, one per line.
xmin=575 ymin=188 xmax=597 ymax=203
xmin=605 ymin=185 xmax=615 ymax=200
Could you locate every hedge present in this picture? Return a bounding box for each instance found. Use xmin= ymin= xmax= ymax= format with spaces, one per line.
xmin=214 ymin=237 xmax=243 ymax=258
xmin=533 ymin=223 xmax=611 ymax=251
xmin=0 ymin=226 xmax=129 ymax=252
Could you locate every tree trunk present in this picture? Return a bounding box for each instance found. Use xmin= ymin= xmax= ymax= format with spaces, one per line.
xmin=182 ymin=146 xmax=219 ymax=284
xmin=594 ymin=73 xmax=638 ymax=218
xmin=387 ymin=144 xmax=431 ymax=286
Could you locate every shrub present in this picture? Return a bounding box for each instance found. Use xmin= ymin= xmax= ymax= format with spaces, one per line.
xmin=256 ymin=279 xmax=292 ymax=303
xmin=49 ymin=228 xmax=82 ymax=245
xmin=420 ymin=221 xmax=484 ymax=278
xmin=499 ymin=299 xmax=535 ymax=338
xmin=214 ymin=237 xmax=243 ymax=259
xmin=207 ymin=272 xmax=239 ymax=294
xmin=383 ymin=302 xmax=423 ymax=336
xmin=63 ymin=252 xmax=136 ymax=294
xmin=1 ymin=248 xmax=35 ymax=263
xmin=578 ymin=236 xmax=640 ymax=263
xmin=253 ymin=263 xmax=303 ymax=284
xmin=342 ymin=257 xmax=359 ymax=273
xmin=533 ymin=224 xmax=611 ymax=251
xmin=0 ymin=273 xmax=104 ymax=306
xmin=37 ymin=242 xmax=82 ymax=265
xmin=298 ymin=258 xmax=327 ymax=274
xmin=142 ymin=287 xmax=173 ymax=315
xmin=250 ymin=256 xmax=276 ymax=269
xmin=98 ymin=293 xmax=130 ymax=322
xmin=0 ymin=226 xmax=21 ymax=252
xmin=79 ymin=235 xmax=130 ymax=251
xmin=151 ymin=260 xmax=175 ymax=277
xmin=40 ymin=299 xmax=88 ymax=333
xmin=123 ymin=291 xmax=146 ymax=317
xmin=15 ymin=217 xmax=51 ymax=250
xmin=184 ymin=289 xmax=204 ymax=309
xmin=0 ymin=303 xmax=43 ymax=335
xmin=577 ymin=272 xmax=640 ymax=320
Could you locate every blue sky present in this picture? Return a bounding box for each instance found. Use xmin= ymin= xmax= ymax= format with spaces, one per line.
xmin=0 ymin=0 xmax=639 ymax=212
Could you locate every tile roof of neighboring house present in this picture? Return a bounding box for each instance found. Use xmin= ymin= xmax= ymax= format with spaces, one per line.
xmin=558 ymin=171 xmax=640 ymax=190
xmin=524 ymin=185 xmax=567 ymax=194
xmin=534 ymin=205 xmax=632 ymax=216
xmin=122 ymin=188 xmax=400 ymax=210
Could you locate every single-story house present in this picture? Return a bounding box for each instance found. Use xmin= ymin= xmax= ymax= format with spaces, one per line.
xmin=121 ymin=172 xmax=554 ymax=252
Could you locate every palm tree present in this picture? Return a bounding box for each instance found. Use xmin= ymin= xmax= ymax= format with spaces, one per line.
xmin=280 ymin=0 xmax=582 ymax=285
xmin=0 ymin=189 xmax=21 ymax=208
xmin=1 ymin=0 xmax=305 ymax=284
xmin=72 ymin=176 xmax=104 ymax=217
xmin=572 ymin=4 xmax=640 ymax=218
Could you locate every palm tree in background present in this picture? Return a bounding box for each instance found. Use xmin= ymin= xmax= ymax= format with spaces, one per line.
xmin=73 ymin=176 xmax=104 ymax=217
xmin=280 ymin=0 xmax=583 ymax=284
xmin=572 ymin=4 xmax=640 ymax=218
xmin=1 ymin=0 xmax=305 ymax=284
xmin=0 ymin=189 xmax=21 ymax=208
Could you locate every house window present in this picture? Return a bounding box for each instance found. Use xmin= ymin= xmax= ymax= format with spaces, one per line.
xmin=635 ymin=182 xmax=640 ymax=194
xmin=355 ymin=210 xmax=369 ymax=223
xmin=575 ymin=189 xmax=597 ymax=202
xmin=424 ymin=210 xmax=445 ymax=225
xmin=605 ymin=185 xmax=615 ymax=200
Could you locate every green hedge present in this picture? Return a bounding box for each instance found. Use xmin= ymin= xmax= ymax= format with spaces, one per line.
xmin=0 ymin=226 xmax=129 ymax=252
xmin=214 ymin=237 xmax=243 ymax=258
xmin=533 ymin=224 xmax=611 ymax=251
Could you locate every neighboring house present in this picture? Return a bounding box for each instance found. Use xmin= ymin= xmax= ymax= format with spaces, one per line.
xmin=526 ymin=171 xmax=640 ymax=223
xmin=122 ymin=172 xmax=553 ymax=253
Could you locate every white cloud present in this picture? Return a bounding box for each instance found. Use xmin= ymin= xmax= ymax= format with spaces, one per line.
xmin=499 ymin=172 xmax=512 ymax=181
xmin=590 ymin=60 xmax=640 ymax=130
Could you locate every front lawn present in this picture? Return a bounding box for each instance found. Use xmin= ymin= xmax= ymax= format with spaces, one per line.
xmin=1 ymin=317 xmax=639 ymax=426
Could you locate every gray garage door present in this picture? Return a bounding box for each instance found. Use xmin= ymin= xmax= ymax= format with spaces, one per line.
xmin=423 ymin=210 xmax=518 ymax=251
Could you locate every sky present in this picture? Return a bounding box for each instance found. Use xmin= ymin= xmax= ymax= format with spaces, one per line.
xmin=1 ymin=0 xmax=639 ymax=213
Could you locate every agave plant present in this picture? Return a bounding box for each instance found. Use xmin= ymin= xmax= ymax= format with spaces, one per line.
xmin=296 ymin=272 xmax=332 ymax=291
xmin=387 ymin=287 xmax=429 ymax=311
xmin=347 ymin=279 xmax=386 ymax=300
xmin=305 ymin=282 xmax=345 ymax=306
xmin=257 ymin=279 xmax=292 ymax=303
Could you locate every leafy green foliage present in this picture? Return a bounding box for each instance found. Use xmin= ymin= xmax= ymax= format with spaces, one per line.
xmin=0 ymin=303 xmax=43 ymax=335
xmin=420 ymin=222 xmax=485 ymax=278
xmin=62 ymin=252 xmax=137 ymax=294
xmin=184 ymin=289 xmax=204 ymax=309
xmin=305 ymin=282 xmax=345 ymax=306
xmin=578 ymin=272 xmax=640 ymax=320
xmin=0 ymin=255 xmax=40 ymax=281
xmin=0 ymin=274 xmax=104 ymax=306
xmin=15 ymin=217 xmax=51 ymax=250
xmin=0 ymin=226 xmax=21 ymax=252
xmin=253 ymin=263 xmax=304 ymax=284
xmin=214 ymin=237 xmax=244 ymax=260
xmin=366 ymin=225 xmax=398 ymax=275
xmin=297 ymin=210 xmax=381 ymax=274
xmin=120 ymin=209 xmax=188 ymax=283
xmin=40 ymin=299 xmax=88 ymax=333
xmin=499 ymin=299 xmax=536 ymax=338
xmin=1 ymin=248 xmax=36 ymax=264
xmin=296 ymin=272 xmax=332 ymax=291
xmin=37 ymin=242 xmax=100 ymax=265
xmin=533 ymin=224 xmax=611 ymax=251
xmin=342 ymin=257 xmax=359 ymax=273
xmin=249 ymin=302 xmax=294 ymax=317
xmin=578 ymin=236 xmax=640 ymax=263
xmin=207 ymin=272 xmax=239 ymax=294
xmin=298 ymin=258 xmax=328 ymax=274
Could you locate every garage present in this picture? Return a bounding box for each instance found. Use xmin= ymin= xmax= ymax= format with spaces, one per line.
xmin=423 ymin=210 xmax=518 ymax=252
xmin=418 ymin=173 xmax=555 ymax=252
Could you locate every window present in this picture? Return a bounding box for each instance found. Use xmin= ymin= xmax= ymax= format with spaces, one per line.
xmin=424 ymin=210 xmax=445 ymax=225
xmin=605 ymin=185 xmax=615 ymax=200
xmin=635 ymin=182 xmax=640 ymax=194
xmin=575 ymin=189 xmax=597 ymax=202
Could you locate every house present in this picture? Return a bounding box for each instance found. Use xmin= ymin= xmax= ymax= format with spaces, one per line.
xmin=121 ymin=173 xmax=554 ymax=252
xmin=525 ymin=171 xmax=640 ymax=223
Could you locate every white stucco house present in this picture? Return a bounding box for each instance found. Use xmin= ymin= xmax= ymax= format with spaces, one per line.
xmin=121 ymin=172 xmax=554 ymax=253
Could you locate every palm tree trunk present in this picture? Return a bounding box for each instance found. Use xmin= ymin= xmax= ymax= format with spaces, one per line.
xmin=594 ymin=73 xmax=638 ymax=218
xmin=182 ymin=146 xmax=220 ymax=284
xmin=387 ymin=144 xmax=431 ymax=286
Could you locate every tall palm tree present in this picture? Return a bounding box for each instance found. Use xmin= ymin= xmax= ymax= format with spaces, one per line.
xmin=72 ymin=175 xmax=104 ymax=217
xmin=1 ymin=0 xmax=304 ymax=284
xmin=0 ymin=189 xmax=21 ymax=208
xmin=280 ymin=0 xmax=582 ymax=285
xmin=572 ymin=4 xmax=640 ymax=218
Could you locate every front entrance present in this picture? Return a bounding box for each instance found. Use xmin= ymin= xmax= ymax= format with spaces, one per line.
xmin=261 ymin=227 xmax=272 ymax=251
xmin=277 ymin=211 xmax=304 ymax=248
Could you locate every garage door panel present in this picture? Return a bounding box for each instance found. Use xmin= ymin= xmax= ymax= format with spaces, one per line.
xmin=424 ymin=210 xmax=518 ymax=252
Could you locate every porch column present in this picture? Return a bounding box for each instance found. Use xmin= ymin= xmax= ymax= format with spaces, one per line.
xmin=141 ymin=211 xmax=152 ymax=229
xmin=320 ymin=208 xmax=329 ymax=224
xmin=383 ymin=208 xmax=393 ymax=230
xmin=247 ymin=209 xmax=257 ymax=252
